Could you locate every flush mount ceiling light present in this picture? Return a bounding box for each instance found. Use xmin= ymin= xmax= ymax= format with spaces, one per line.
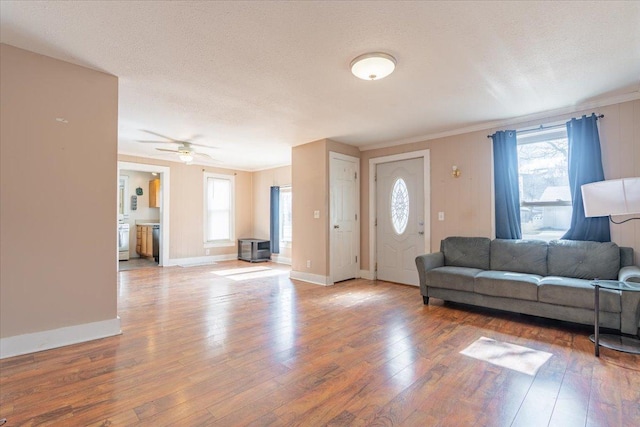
xmin=350 ymin=52 xmax=397 ymax=81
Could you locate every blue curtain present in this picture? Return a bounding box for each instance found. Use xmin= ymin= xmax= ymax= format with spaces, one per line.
xmin=561 ymin=114 xmax=610 ymax=242
xmin=270 ymin=186 xmax=280 ymax=253
xmin=493 ymin=130 xmax=522 ymax=239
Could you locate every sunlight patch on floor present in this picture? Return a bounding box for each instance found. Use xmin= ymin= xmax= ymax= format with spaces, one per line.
xmin=460 ymin=336 xmax=552 ymax=376
xmin=225 ymin=269 xmax=286 ymax=281
xmin=213 ymin=266 xmax=273 ymax=276
xmin=211 ymin=265 xmax=288 ymax=281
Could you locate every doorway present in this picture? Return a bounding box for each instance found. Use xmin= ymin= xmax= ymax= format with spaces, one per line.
xmin=369 ymin=150 xmax=430 ymax=286
xmin=117 ymin=161 xmax=171 ymax=269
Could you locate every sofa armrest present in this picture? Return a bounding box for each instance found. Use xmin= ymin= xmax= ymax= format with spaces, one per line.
xmin=415 ymin=253 xmax=444 ymax=297
xmin=619 ymin=265 xmax=640 ymax=283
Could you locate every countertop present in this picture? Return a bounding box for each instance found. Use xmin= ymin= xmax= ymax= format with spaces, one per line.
xmin=135 ymin=221 xmax=160 ymax=226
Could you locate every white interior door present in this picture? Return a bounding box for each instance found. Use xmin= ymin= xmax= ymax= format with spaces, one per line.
xmin=376 ymin=157 xmax=424 ymax=285
xmin=330 ymin=153 xmax=359 ymax=283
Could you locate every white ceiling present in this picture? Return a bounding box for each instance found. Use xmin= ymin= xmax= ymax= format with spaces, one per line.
xmin=1 ymin=1 xmax=639 ymax=171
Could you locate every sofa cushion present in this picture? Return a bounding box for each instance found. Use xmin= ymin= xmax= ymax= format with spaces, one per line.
xmin=427 ymin=266 xmax=482 ymax=292
xmin=442 ymin=237 xmax=491 ymax=270
xmin=547 ymin=240 xmax=620 ymax=280
xmin=474 ymin=271 xmax=541 ymax=301
xmin=538 ymin=276 xmax=621 ymax=312
xmin=490 ymin=239 xmax=548 ymax=276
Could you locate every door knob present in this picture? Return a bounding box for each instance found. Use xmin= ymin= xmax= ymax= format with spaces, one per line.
xmin=334 ymin=225 xmax=340 ymax=229
xmin=418 ymin=231 xmax=424 ymax=235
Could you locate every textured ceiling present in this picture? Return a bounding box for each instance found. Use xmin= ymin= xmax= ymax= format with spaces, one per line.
xmin=2 ymin=1 xmax=639 ymax=170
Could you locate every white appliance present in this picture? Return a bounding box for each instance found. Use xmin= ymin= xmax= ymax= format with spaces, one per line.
xmin=118 ymin=223 xmax=130 ymax=261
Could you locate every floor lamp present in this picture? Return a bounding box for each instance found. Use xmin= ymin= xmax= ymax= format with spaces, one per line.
xmin=582 ymin=177 xmax=640 ymax=355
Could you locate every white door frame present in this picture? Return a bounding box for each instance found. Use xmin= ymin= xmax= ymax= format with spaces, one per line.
xmin=117 ymin=161 xmax=171 ymax=267
xmin=369 ymin=150 xmax=430 ymax=279
xmin=329 ymin=151 xmax=360 ymax=284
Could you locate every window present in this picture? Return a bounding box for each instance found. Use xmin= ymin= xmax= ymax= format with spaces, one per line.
xmin=517 ymin=127 xmax=571 ymax=241
xmin=204 ymin=172 xmax=235 ymax=246
xmin=391 ymin=178 xmax=409 ymax=234
xmin=279 ymin=186 xmax=292 ymax=246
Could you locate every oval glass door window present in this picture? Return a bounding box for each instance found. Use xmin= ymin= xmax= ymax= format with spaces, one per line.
xmin=391 ymin=178 xmax=409 ymax=234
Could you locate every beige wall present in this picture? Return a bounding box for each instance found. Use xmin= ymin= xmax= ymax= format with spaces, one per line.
xmin=252 ymin=165 xmax=292 ymax=260
xmin=291 ymin=139 xmax=360 ymax=279
xmin=360 ymin=131 xmax=493 ymax=270
xmin=118 ymin=155 xmax=253 ymax=260
xmin=360 ymin=99 xmax=640 ymax=270
xmin=292 ymin=139 xmax=327 ymax=275
xmin=0 ymin=44 xmax=119 ymax=338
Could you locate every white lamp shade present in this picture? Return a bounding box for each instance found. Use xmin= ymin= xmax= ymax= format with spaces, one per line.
xmin=581 ymin=177 xmax=640 ymax=217
xmin=350 ymin=53 xmax=396 ymax=80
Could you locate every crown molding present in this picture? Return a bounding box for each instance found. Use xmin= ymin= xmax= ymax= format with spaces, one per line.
xmin=360 ymin=91 xmax=640 ymax=152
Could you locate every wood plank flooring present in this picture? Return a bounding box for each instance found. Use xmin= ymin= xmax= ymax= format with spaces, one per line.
xmin=1 ymin=261 xmax=639 ymax=426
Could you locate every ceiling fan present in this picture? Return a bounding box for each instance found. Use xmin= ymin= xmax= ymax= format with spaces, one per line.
xmin=137 ymin=130 xmax=218 ymax=164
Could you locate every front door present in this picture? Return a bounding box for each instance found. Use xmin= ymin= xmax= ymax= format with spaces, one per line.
xmin=376 ymin=157 xmax=424 ymax=285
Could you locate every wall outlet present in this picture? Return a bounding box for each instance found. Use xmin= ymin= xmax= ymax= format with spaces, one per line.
xmin=205 ymin=249 xmax=210 ymax=255
xmin=438 ymin=212 xmax=445 ymax=221
xmin=306 ymin=260 xmax=311 ymax=268
xmin=313 ymin=210 xmax=320 ymax=219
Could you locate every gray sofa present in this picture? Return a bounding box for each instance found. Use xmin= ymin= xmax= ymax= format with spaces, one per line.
xmin=415 ymin=237 xmax=640 ymax=335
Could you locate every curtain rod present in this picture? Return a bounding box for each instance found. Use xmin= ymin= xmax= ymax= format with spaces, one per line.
xmin=487 ymin=114 xmax=604 ymax=138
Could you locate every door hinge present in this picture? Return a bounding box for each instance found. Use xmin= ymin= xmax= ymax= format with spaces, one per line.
xmin=355 ymin=213 xmax=358 ymax=221
xmin=375 ymin=262 xmax=378 ymax=272
xmin=375 ymin=218 xmax=377 ymax=226
xmin=374 ymin=174 xmax=377 ymax=182
xmin=355 ymin=255 xmax=358 ymax=262
xmin=354 ymin=172 xmax=358 ymax=180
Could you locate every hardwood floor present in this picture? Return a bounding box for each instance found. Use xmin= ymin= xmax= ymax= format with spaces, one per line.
xmin=118 ymin=257 xmax=158 ymax=271
xmin=1 ymin=261 xmax=639 ymax=426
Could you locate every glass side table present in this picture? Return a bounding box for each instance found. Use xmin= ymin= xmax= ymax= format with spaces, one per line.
xmin=590 ymin=279 xmax=640 ymax=357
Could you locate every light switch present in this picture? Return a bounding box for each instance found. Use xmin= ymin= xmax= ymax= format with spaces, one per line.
xmin=313 ymin=210 xmax=320 ymax=219
xmin=438 ymin=212 xmax=445 ymax=221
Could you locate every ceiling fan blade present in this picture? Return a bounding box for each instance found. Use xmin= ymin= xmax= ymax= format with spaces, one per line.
xmin=142 ymin=129 xmax=182 ymax=142
xmin=194 ymin=152 xmax=222 ymax=163
xmin=156 ymin=148 xmax=179 ymax=153
xmin=137 ymin=139 xmax=175 ymax=144
xmin=139 ymin=130 xmax=218 ymax=149
xmin=187 ymin=134 xmax=203 ymax=141
xmin=187 ymin=142 xmax=218 ymax=149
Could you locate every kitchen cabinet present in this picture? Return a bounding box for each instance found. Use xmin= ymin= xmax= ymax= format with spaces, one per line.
xmin=136 ymin=225 xmax=154 ymax=257
xmin=149 ymin=178 xmax=160 ymax=208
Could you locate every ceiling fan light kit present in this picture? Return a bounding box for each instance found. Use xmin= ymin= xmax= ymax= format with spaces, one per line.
xmin=178 ymin=152 xmax=194 ymax=163
xmin=350 ymin=52 xmax=396 ymax=81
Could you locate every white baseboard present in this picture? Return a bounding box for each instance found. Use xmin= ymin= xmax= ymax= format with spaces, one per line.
xmin=0 ymin=317 xmax=122 ymax=359
xmin=360 ymin=269 xmax=374 ymax=280
xmin=271 ymin=255 xmax=292 ymax=265
xmin=165 ymin=253 xmax=237 ymax=267
xmin=290 ymin=270 xmax=333 ymax=286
